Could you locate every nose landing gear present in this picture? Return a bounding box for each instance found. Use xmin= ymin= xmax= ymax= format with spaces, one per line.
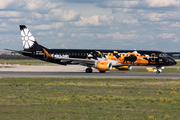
xmin=156 ymin=70 xmax=161 ymax=74
xmin=156 ymin=66 xmax=162 ymax=74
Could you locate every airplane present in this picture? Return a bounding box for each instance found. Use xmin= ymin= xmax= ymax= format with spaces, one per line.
xmin=6 ymin=25 xmax=177 ymax=74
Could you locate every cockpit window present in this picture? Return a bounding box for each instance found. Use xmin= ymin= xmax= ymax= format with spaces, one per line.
xmin=159 ymin=53 xmax=169 ymax=57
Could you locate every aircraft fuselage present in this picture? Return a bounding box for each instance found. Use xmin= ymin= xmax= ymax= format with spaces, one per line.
xmin=22 ymin=49 xmax=177 ymax=67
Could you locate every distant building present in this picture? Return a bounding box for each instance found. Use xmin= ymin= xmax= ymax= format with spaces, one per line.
xmin=0 ymin=50 xmax=12 ymax=56
xmin=166 ymin=52 xmax=180 ymax=59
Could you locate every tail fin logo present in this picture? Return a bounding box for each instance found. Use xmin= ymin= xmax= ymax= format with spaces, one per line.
xmin=20 ymin=25 xmax=35 ymax=49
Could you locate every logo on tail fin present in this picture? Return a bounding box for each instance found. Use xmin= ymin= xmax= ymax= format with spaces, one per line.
xmin=20 ymin=25 xmax=35 ymax=49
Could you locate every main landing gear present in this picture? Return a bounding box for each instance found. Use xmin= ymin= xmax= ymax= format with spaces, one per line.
xmin=86 ymin=68 xmax=93 ymax=73
xmin=85 ymin=68 xmax=106 ymax=73
xmin=100 ymin=71 xmax=106 ymax=73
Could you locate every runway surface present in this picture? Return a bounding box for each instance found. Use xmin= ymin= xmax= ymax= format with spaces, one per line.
xmin=0 ymin=71 xmax=179 ymax=79
xmin=0 ymin=65 xmax=179 ymax=78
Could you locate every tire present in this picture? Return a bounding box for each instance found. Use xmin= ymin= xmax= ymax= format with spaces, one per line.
xmin=100 ymin=71 xmax=106 ymax=73
xmin=86 ymin=68 xmax=93 ymax=73
xmin=156 ymin=70 xmax=160 ymax=74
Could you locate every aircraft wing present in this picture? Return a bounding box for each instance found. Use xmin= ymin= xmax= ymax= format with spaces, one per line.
xmin=43 ymin=48 xmax=96 ymax=65
xmin=55 ymin=57 xmax=96 ymax=65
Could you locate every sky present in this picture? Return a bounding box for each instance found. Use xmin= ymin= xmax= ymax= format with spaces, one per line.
xmin=1 ymin=0 xmax=180 ymax=52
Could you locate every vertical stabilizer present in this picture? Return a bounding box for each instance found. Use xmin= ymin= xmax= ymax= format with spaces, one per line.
xmin=20 ymin=25 xmax=41 ymax=50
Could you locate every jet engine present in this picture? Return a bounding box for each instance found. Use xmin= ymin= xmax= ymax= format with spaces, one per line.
xmin=117 ymin=66 xmax=132 ymax=70
xmin=95 ymin=62 xmax=112 ymax=71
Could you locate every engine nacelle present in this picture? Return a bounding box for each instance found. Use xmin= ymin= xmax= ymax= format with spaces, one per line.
xmin=95 ymin=62 xmax=112 ymax=71
xmin=117 ymin=66 xmax=132 ymax=70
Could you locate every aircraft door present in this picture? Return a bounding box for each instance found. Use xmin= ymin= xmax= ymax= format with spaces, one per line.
xmin=151 ymin=53 xmax=156 ymax=62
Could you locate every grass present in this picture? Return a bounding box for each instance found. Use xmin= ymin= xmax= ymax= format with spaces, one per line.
xmin=0 ymin=77 xmax=179 ymax=120
xmin=175 ymin=61 xmax=180 ymax=66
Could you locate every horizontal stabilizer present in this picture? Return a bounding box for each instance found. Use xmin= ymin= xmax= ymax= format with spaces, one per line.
xmin=5 ymin=49 xmax=32 ymax=54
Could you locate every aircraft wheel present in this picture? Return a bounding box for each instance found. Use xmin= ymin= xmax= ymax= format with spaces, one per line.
xmin=86 ymin=68 xmax=92 ymax=73
xmin=156 ymin=70 xmax=160 ymax=74
xmin=156 ymin=66 xmax=161 ymax=74
xmin=100 ymin=71 xmax=106 ymax=73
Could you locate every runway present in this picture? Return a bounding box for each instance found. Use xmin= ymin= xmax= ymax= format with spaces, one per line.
xmin=0 ymin=71 xmax=179 ymax=79
xmin=0 ymin=65 xmax=179 ymax=78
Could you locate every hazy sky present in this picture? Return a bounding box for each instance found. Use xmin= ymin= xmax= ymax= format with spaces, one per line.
xmin=1 ymin=0 xmax=180 ymax=52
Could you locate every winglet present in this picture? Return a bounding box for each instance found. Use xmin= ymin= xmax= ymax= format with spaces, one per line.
xmin=96 ymin=51 xmax=102 ymax=55
xmin=43 ymin=48 xmax=52 ymax=58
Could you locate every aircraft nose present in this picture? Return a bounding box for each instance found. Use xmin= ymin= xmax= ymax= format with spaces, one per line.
xmin=170 ymin=58 xmax=177 ymax=65
xmin=167 ymin=58 xmax=177 ymax=65
xmin=173 ymin=59 xmax=177 ymax=65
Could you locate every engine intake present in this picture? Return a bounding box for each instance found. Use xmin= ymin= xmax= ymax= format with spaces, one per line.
xmin=95 ymin=62 xmax=112 ymax=71
xmin=117 ymin=66 xmax=132 ymax=70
